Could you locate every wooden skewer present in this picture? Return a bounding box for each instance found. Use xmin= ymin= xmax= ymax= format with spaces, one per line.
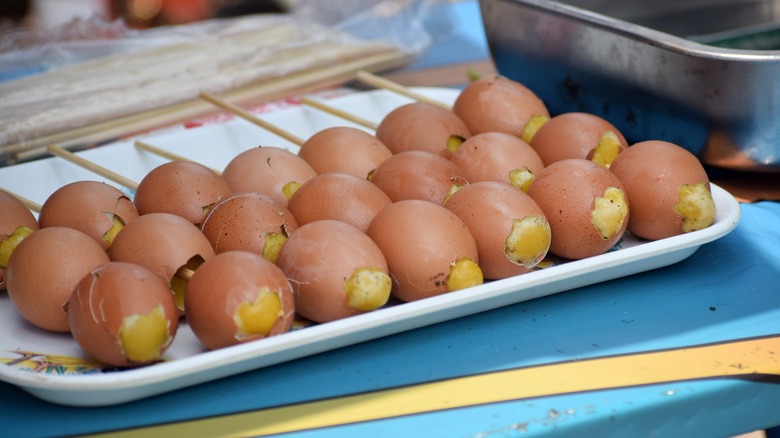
xmin=298 ymin=96 xmax=378 ymax=131
xmin=46 ymin=145 xmax=139 ymax=192
xmin=355 ymin=70 xmax=452 ymax=110
xmin=199 ymin=91 xmax=305 ymax=146
xmin=134 ymin=140 xmax=222 ymax=175
xmin=0 ymin=188 xmax=41 ymax=213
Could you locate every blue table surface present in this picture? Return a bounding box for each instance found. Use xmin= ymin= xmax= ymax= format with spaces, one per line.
xmin=4 ymin=2 xmax=780 ymax=437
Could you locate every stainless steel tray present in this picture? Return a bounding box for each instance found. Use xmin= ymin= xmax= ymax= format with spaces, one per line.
xmin=479 ymin=0 xmax=780 ymax=172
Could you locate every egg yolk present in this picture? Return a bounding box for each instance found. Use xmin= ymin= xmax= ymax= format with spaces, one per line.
xmin=508 ymin=167 xmax=535 ymax=192
xmin=589 ymin=131 xmax=622 ymax=168
xmin=591 ymin=187 xmax=628 ymax=240
xmin=233 ymin=288 xmax=282 ymax=338
xmin=446 ymin=134 xmax=466 ymax=154
xmin=505 ymin=215 xmax=551 ymax=268
xmin=447 ymin=257 xmax=483 ymax=291
xmin=118 ymin=304 xmax=172 ymax=363
xmin=262 ymin=231 xmax=287 ymax=263
xmin=0 ymin=225 xmax=35 ymax=269
xmin=101 ymin=213 xmax=126 ymax=246
xmin=520 ymin=114 xmax=550 ymax=144
xmin=282 ymin=181 xmax=300 ymax=201
xmin=344 ymin=267 xmax=392 ymax=311
xmin=674 ymin=183 xmax=716 ymax=233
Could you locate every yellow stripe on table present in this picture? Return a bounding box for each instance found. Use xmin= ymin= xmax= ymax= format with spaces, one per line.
xmin=91 ymin=335 xmax=780 ymax=438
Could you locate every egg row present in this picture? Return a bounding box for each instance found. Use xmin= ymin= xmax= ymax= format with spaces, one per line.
xmin=0 ymin=73 xmax=716 ymax=368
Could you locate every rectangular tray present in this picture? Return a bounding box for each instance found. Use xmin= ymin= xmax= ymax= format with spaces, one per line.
xmin=0 ymin=87 xmax=741 ymax=406
xmin=479 ymin=0 xmax=780 ymax=172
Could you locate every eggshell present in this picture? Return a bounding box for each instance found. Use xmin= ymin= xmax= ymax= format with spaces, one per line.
xmin=37 ymin=180 xmax=138 ymax=250
xmin=366 ymin=200 xmax=482 ymax=302
xmin=452 ymin=74 xmax=549 ymax=141
xmin=276 ymin=220 xmax=391 ymax=323
xmin=221 ymin=146 xmax=317 ymax=208
xmin=530 ymin=112 xmax=628 ymax=167
xmin=200 ymin=191 xmax=298 ymax=262
xmin=133 ymin=161 xmax=232 ymax=226
xmin=0 ymin=190 xmax=39 ymax=290
xmin=108 ymin=212 xmax=215 ymax=312
xmin=287 ymin=172 xmax=392 ymax=232
xmin=297 ymin=126 xmax=392 ymax=178
xmin=527 ymin=159 xmax=629 ymax=260
xmin=5 ymin=227 xmax=110 ymax=332
xmin=609 ymin=140 xmax=715 ymax=240
xmin=67 ymin=261 xmax=179 ymax=367
xmin=369 ymin=150 xmax=467 ymax=205
xmin=449 ymin=132 xmax=545 ymax=192
xmin=375 ymin=101 xmax=471 ymax=156
xmin=444 ymin=181 xmax=551 ymax=280
xmin=185 ymin=250 xmax=295 ymax=350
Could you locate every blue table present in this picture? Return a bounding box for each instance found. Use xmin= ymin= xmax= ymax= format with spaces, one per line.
xmin=3 ymin=2 xmax=780 ymax=436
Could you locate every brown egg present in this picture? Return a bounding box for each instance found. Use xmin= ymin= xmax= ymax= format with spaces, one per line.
xmin=369 ymin=150 xmax=467 ymax=205
xmin=38 ymin=180 xmax=138 ymax=250
xmin=366 ymin=200 xmax=482 ymax=302
xmin=221 ymin=146 xmax=317 ymax=208
xmin=449 ymin=132 xmax=545 ymax=192
xmin=527 ymin=159 xmax=629 ymax=260
xmin=67 ymin=261 xmax=179 ymax=367
xmin=0 ymin=190 xmax=39 ymax=290
xmin=133 ymin=161 xmax=232 ymax=226
xmin=297 ymin=126 xmax=393 ymax=179
xmin=452 ymin=74 xmax=550 ymax=143
xmin=287 ymin=172 xmax=392 ymax=232
xmin=108 ymin=212 xmax=215 ymax=312
xmin=375 ymin=101 xmax=471 ymax=156
xmin=185 ymin=250 xmax=295 ymax=350
xmin=444 ymin=181 xmax=551 ymax=280
xmin=276 ymin=220 xmax=391 ymax=323
xmin=609 ymin=140 xmax=715 ymax=240
xmin=530 ymin=112 xmax=628 ymax=167
xmin=200 ymin=191 xmax=298 ymax=262
xmin=5 ymin=227 xmax=110 ymax=332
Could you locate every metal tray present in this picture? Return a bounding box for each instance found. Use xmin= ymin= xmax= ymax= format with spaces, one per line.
xmin=479 ymin=0 xmax=780 ymax=172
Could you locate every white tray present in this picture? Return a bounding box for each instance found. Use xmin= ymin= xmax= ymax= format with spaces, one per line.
xmin=0 ymin=87 xmax=741 ymax=406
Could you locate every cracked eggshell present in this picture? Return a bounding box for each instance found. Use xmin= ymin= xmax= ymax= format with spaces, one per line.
xmin=185 ymin=250 xmax=295 ymax=350
xmin=450 ymin=132 xmax=544 ymax=191
xmin=67 ymin=261 xmax=179 ymax=367
xmin=37 ymin=180 xmax=138 ymax=251
xmin=0 ymin=190 xmax=39 ymax=290
xmin=375 ymin=101 xmax=471 ymax=156
xmin=297 ymin=126 xmax=392 ymax=179
xmin=369 ymin=150 xmax=467 ymax=205
xmin=5 ymin=227 xmax=110 ymax=332
xmin=530 ymin=112 xmax=628 ymax=167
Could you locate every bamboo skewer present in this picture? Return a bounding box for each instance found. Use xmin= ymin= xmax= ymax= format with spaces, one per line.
xmin=355 ymin=70 xmax=452 ymax=110
xmin=134 ymin=140 xmax=222 ymax=175
xmin=199 ymin=92 xmax=305 ymax=146
xmin=0 ymin=188 xmax=41 ymax=213
xmin=46 ymin=145 xmax=139 ymax=192
xmin=298 ymin=96 xmax=378 ymax=131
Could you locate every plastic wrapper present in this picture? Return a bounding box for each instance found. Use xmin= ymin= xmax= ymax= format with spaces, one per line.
xmin=0 ymin=0 xmax=454 ymax=165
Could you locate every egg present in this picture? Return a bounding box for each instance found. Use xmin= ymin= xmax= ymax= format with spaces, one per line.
xmin=67 ymin=261 xmax=179 ymax=367
xmin=0 ymin=190 xmax=39 ymax=290
xmin=449 ymin=131 xmax=545 ymax=192
xmin=452 ymin=74 xmax=550 ymax=143
xmin=369 ymin=150 xmax=467 ymax=205
xmin=444 ymin=181 xmax=551 ymax=280
xmin=276 ymin=220 xmax=391 ymax=323
xmin=527 ymin=158 xmax=629 ymax=260
xmin=529 ymin=112 xmax=628 ymax=167
xmin=37 ymin=180 xmax=138 ymax=250
xmin=185 ymin=250 xmax=295 ymax=350
xmin=366 ymin=200 xmax=482 ymax=302
xmin=200 ymin=191 xmax=298 ymax=262
xmin=609 ymin=140 xmax=715 ymax=240
xmin=108 ymin=212 xmax=215 ymax=312
xmin=5 ymin=227 xmax=110 ymax=332
xmin=133 ymin=161 xmax=232 ymax=226
xmin=287 ymin=172 xmax=392 ymax=232
xmin=221 ymin=146 xmax=317 ymax=208
xmin=297 ymin=126 xmax=393 ymax=178
xmin=375 ymin=101 xmax=471 ymax=156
